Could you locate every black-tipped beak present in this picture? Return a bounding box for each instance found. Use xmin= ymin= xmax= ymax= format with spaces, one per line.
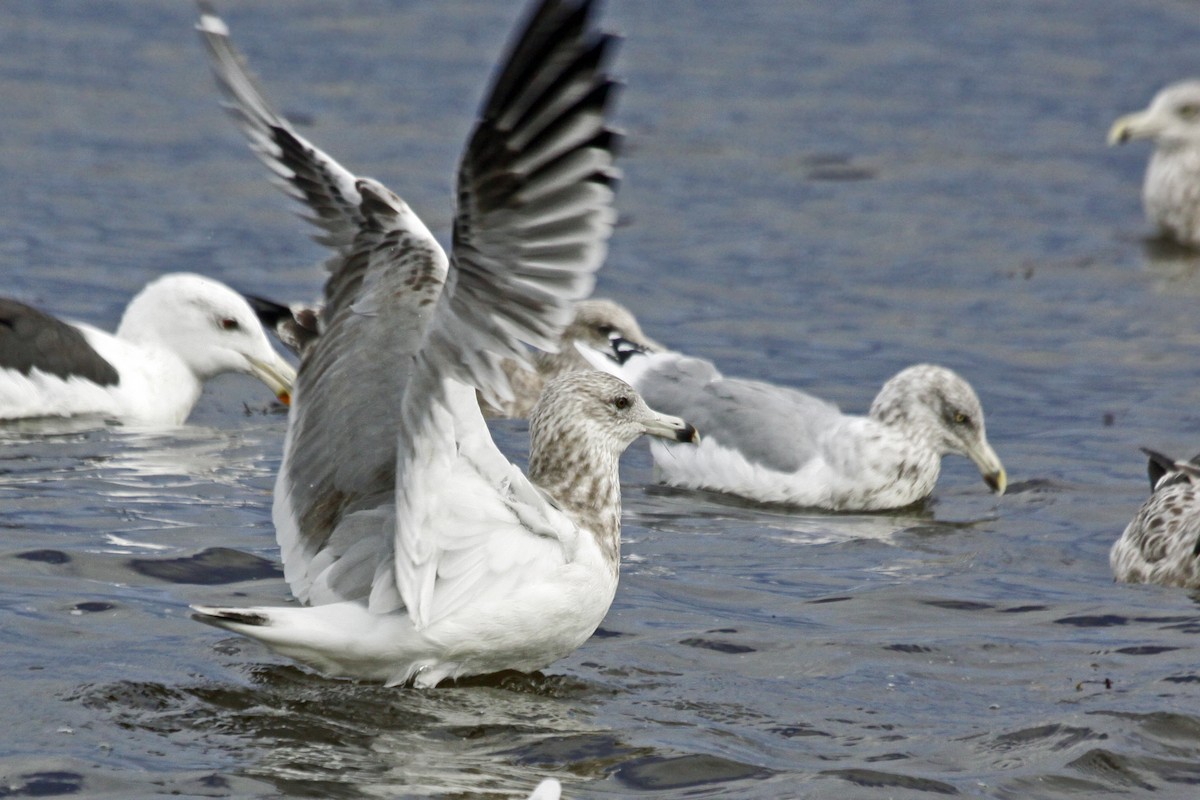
xmin=677 ymin=422 xmax=700 ymax=444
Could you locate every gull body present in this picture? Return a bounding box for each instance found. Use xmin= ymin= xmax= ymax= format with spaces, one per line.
xmin=582 ymin=341 xmax=1005 ymax=511
xmin=1109 ymin=80 xmax=1200 ymax=247
xmin=1112 ymin=449 xmax=1200 ymax=589
xmin=191 ymin=0 xmax=697 ymax=686
xmin=0 ymin=273 xmax=294 ymax=425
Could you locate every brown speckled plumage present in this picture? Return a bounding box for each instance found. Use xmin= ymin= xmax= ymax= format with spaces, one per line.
xmin=527 ymin=371 xmax=686 ymax=568
xmin=1112 ymin=449 xmax=1200 ymax=588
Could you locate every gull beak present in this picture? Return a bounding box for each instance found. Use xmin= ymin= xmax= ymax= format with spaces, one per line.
xmin=246 ymin=353 xmax=297 ymax=406
xmin=1108 ymin=110 xmax=1157 ymax=146
xmin=967 ymin=440 xmax=1007 ymax=496
xmin=642 ymin=407 xmax=700 ymax=444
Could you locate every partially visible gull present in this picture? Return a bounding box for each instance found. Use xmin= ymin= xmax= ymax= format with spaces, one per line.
xmin=581 ymin=338 xmax=1005 ymax=511
xmin=0 ymin=273 xmax=295 ymax=425
xmin=1111 ymin=448 xmax=1200 ymax=589
xmin=241 ymin=293 xmax=660 ymax=418
xmin=487 ymin=297 xmax=661 ymax=418
xmin=1109 ymin=80 xmax=1200 ymax=247
xmin=191 ymin=0 xmax=697 ymax=686
xmin=242 ymin=293 xmax=321 ymax=360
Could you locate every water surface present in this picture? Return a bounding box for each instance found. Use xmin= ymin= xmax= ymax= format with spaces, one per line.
xmin=3 ymin=1 xmax=1200 ymax=797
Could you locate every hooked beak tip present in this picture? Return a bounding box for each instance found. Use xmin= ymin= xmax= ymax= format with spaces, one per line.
xmin=983 ymin=468 xmax=1007 ymax=496
xmin=678 ymin=423 xmax=700 ymax=444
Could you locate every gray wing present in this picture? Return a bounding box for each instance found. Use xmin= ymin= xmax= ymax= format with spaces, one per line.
xmin=634 ymin=353 xmax=843 ymax=475
xmin=268 ymin=0 xmax=621 ymax=609
xmin=391 ymin=0 xmax=621 ymax=621
xmin=419 ymin=0 xmax=621 ymax=407
xmin=196 ymin=4 xmax=365 ymax=252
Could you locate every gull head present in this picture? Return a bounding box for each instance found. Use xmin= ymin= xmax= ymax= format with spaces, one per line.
xmin=546 ymin=299 xmax=663 ymax=375
xmin=870 ymin=364 xmax=1006 ymax=496
xmin=1109 ymin=80 xmax=1200 ymax=149
xmin=116 ymin=273 xmax=296 ymax=404
xmin=531 ymin=371 xmax=698 ymax=458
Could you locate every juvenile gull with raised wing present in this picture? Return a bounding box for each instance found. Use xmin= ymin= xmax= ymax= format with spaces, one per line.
xmin=191 ymin=0 xmax=697 ymax=686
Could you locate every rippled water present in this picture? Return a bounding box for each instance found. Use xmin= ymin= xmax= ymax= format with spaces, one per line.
xmin=4 ymin=1 xmax=1200 ymax=797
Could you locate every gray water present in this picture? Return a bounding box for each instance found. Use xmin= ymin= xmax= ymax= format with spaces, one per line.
xmin=3 ymin=1 xmax=1200 ymax=797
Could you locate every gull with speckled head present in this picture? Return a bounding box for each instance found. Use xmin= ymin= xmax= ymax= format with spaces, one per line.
xmin=190 ymin=0 xmax=697 ymax=686
xmin=0 ymin=273 xmax=295 ymax=425
xmin=1109 ymin=80 xmax=1200 ymax=247
xmin=581 ymin=338 xmax=1005 ymax=511
xmin=1112 ymin=449 xmax=1200 ymax=589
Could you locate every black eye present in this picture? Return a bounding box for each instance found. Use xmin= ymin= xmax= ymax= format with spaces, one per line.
xmin=612 ymin=395 xmax=630 ymax=410
xmin=220 ymin=318 xmax=240 ymax=331
xmin=1179 ymin=104 xmax=1200 ymax=120
xmin=597 ymin=324 xmax=615 ymax=336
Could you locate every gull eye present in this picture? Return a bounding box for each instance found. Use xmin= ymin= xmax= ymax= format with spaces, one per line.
xmin=612 ymin=395 xmax=631 ymax=410
xmin=953 ymin=411 xmax=970 ymax=426
xmin=1178 ymin=104 xmax=1200 ymax=120
xmin=220 ymin=317 xmax=240 ymax=331
xmin=596 ymin=323 xmax=615 ymax=336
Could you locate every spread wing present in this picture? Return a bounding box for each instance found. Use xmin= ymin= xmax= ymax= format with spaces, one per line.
xmin=197 ymin=3 xmax=366 ymax=253
xmin=391 ymin=0 xmax=621 ymax=629
xmin=203 ymin=0 xmax=622 ymax=625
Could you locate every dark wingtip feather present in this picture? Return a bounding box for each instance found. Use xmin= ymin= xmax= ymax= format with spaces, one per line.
xmin=191 ymin=605 xmax=271 ymax=628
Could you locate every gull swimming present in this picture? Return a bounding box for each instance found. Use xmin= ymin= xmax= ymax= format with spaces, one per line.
xmin=190 ymin=0 xmax=697 ymax=686
xmin=0 ymin=273 xmax=294 ymax=425
xmin=1111 ymin=448 xmax=1200 ymax=589
xmin=1109 ymin=80 xmax=1200 ymax=247
xmin=581 ymin=338 xmax=1005 ymax=511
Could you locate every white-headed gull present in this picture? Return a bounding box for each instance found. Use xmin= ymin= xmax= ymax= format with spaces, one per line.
xmin=1109 ymin=80 xmax=1200 ymax=247
xmin=0 ymin=273 xmax=294 ymax=425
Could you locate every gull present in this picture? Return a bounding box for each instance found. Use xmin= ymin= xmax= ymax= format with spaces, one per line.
xmin=190 ymin=0 xmax=697 ymax=687
xmin=581 ymin=338 xmax=1005 ymax=511
xmin=1109 ymin=80 xmax=1200 ymax=247
xmin=0 ymin=273 xmax=294 ymax=425
xmin=1111 ymin=448 xmax=1200 ymax=589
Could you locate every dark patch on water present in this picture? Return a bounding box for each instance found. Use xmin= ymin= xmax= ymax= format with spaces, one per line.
xmin=503 ymin=732 xmax=648 ymax=769
xmin=923 ymin=599 xmax=994 ymax=611
xmin=771 ymin=724 xmax=833 ymax=739
xmin=1054 ymin=614 xmax=1128 ymax=627
xmin=1115 ymin=645 xmax=1180 ymax=655
xmin=590 ymin=626 xmax=625 ymax=638
xmin=885 ymin=644 xmax=936 ymax=654
xmin=615 ymin=753 xmax=772 ymax=790
xmin=1066 ymin=749 xmax=1156 ymax=791
xmin=679 ymin=637 xmax=755 ymax=654
xmin=70 ymin=601 xmax=114 ymax=614
xmin=127 ymin=547 xmax=282 ymax=585
xmin=1000 ymin=604 xmax=1048 ymax=613
xmin=0 ymin=771 xmax=84 ymax=797
xmin=821 ymin=768 xmax=958 ymax=794
xmin=13 ymin=549 xmax=70 ymax=564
